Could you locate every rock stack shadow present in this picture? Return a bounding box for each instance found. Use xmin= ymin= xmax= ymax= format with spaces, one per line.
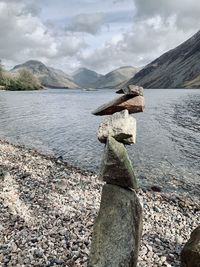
xmin=88 ymin=85 xmax=145 ymax=267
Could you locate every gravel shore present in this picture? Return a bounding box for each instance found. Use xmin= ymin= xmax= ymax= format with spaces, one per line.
xmin=0 ymin=139 xmax=199 ymax=267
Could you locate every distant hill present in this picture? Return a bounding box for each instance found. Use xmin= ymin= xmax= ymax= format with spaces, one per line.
xmin=72 ymin=67 xmax=103 ymax=88
xmin=12 ymin=60 xmax=79 ymax=89
xmin=94 ymin=66 xmax=139 ymax=89
xmin=127 ymin=30 xmax=200 ymax=89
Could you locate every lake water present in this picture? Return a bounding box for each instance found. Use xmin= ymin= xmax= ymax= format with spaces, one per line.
xmin=0 ymin=89 xmax=199 ymax=197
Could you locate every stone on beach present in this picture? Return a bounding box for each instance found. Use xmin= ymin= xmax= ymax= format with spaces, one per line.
xmin=92 ymin=95 xmax=145 ymax=116
xmin=99 ymin=136 xmax=137 ymax=189
xmin=181 ymin=225 xmax=200 ymax=267
xmin=97 ymin=110 xmax=136 ymax=145
xmin=88 ymin=184 xmax=143 ymax=267
xmin=116 ymin=85 xmax=144 ymax=96
xmin=0 ymin=85 xmax=6 ymax=91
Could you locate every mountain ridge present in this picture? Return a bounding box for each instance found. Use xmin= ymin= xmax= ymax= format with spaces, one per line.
xmin=12 ymin=60 xmax=79 ymax=89
xmin=126 ymin=30 xmax=200 ymax=89
xmin=94 ymin=66 xmax=139 ymax=89
xmin=72 ymin=67 xmax=103 ymax=88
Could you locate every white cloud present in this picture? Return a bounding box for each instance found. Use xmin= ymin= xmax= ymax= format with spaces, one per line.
xmin=0 ymin=1 xmax=85 ymax=71
xmin=78 ymin=15 xmax=195 ymax=73
xmin=77 ymin=0 xmax=200 ymax=73
xmin=0 ymin=0 xmax=200 ymax=74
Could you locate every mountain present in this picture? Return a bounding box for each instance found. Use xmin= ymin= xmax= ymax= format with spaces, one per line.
xmin=127 ymin=30 xmax=200 ymax=89
xmin=72 ymin=67 xmax=103 ymax=88
xmin=12 ymin=60 xmax=78 ymax=89
xmin=94 ymin=66 xmax=139 ymax=89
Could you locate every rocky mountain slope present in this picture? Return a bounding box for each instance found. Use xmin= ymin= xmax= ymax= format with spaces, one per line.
xmin=127 ymin=30 xmax=200 ymax=89
xmin=12 ymin=60 xmax=78 ymax=89
xmin=72 ymin=67 xmax=102 ymax=88
xmin=94 ymin=66 xmax=139 ymax=89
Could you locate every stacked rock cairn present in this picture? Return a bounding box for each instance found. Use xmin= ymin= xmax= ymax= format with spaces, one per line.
xmin=88 ymin=85 xmax=145 ymax=267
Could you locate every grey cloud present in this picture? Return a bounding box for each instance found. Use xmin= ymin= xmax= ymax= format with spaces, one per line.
xmin=66 ymin=13 xmax=105 ymax=34
xmin=21 ymin=3 xmax=41 ymax=16
xmin=134 ymin=0 xmax=200 ymax=30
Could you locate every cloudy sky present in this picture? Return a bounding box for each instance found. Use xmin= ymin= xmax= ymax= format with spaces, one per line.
xmin=0 ymin=0 xmax=200 ymax=74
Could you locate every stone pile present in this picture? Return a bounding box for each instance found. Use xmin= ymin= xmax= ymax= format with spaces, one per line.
xmin=89 ymin=85 xmax=145 ymax=267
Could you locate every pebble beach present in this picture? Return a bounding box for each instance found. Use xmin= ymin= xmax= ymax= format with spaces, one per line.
xmin=0 ymin=139 xmax=199 ymax=267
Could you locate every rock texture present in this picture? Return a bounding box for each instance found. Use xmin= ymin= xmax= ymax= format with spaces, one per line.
xmin=92 ymin=95 xmax=144 ymax=116
xmin=97 ymin=110 xmax=136 ymax=144
xmin=88 ymin=184 xmax=143 ymax=267
xmin=181 ymin=225 xmax=200 ymax=267
xmin=116 ymin=85 xmax=144 ymax=96
xmin=126 ymin=30 xmax=200 ymax=89
xmin=11 ymin=60 xmax=79 ymax=89
xmin=93 ymin=66 xmax=139 ymax=89
xmin=99 ymin=136 xmax=137 ymax=189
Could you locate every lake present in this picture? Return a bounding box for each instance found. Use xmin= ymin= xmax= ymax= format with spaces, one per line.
xmin=0 ymin=89 xmax=199 ymax=197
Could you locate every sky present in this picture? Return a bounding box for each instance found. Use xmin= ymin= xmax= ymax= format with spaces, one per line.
xmin=0 ymin=0 xmax=200 ymax=74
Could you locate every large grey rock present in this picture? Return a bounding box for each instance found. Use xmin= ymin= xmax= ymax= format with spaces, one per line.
xmin=92 ymin=95 xmax=144 ymax=116
xmin=97 ymin=110 xmax=136 ymax=145
xmin=99 ymin=136 xmax=137 ymax=189
xmin=88 ymin=184 xmax=143 ymax=267
xmin=116 ymin=85 xmax=144 ymax=96
xmin=181 ymin=225 xmax=200 ymax=267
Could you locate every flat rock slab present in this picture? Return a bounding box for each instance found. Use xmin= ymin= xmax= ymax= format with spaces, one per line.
xmin=99 ymin=136 xmax=137 ymax=189
xmin=88 ymin=184 xmax=143 ymax=267
xmin=181 ymin=225 xmax=200 ymax=267
xmin=97 ymin=110 xmax=136 ymax=145
xmin=92 ymin=95 xmax=144 ymax=116
xmin=116 ymin=85 xmax=144 ymax=96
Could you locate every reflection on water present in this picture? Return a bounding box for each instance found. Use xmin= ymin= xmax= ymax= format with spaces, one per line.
xmin=0 ymin=89 xmax=199 ymax=197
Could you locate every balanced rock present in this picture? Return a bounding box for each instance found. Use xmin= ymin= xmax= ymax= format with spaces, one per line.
xmin=92 ymin=95 xmax=144 ymax=116
xmin=97 ymin=110 xmax=136 ymax=145
xmin=116 ymin=85 xmax=144 ymax=96
xmin=181 ymin=225 xmax=200 ymax=267
xmin=88 ymin=184 xmax=143 ymax=267
xmin=99 ymin=136 xmax=137 ymax=189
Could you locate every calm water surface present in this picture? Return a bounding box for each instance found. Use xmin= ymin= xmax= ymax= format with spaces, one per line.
xmin=0 ymin=89 xmax=199 ymax=196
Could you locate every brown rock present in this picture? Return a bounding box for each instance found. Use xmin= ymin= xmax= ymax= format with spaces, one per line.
xmin=116 ymin=85 xmax=144 ymax=96
xmin=88 ymin=184 xmax=143 ymax=267
xmin=181 ymin=225 xmax=200 ymax=267
xmin=92 ymin=95 xmax=144 ymax=116
xmin=118 ymin=96 xmax=144 ymax=113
